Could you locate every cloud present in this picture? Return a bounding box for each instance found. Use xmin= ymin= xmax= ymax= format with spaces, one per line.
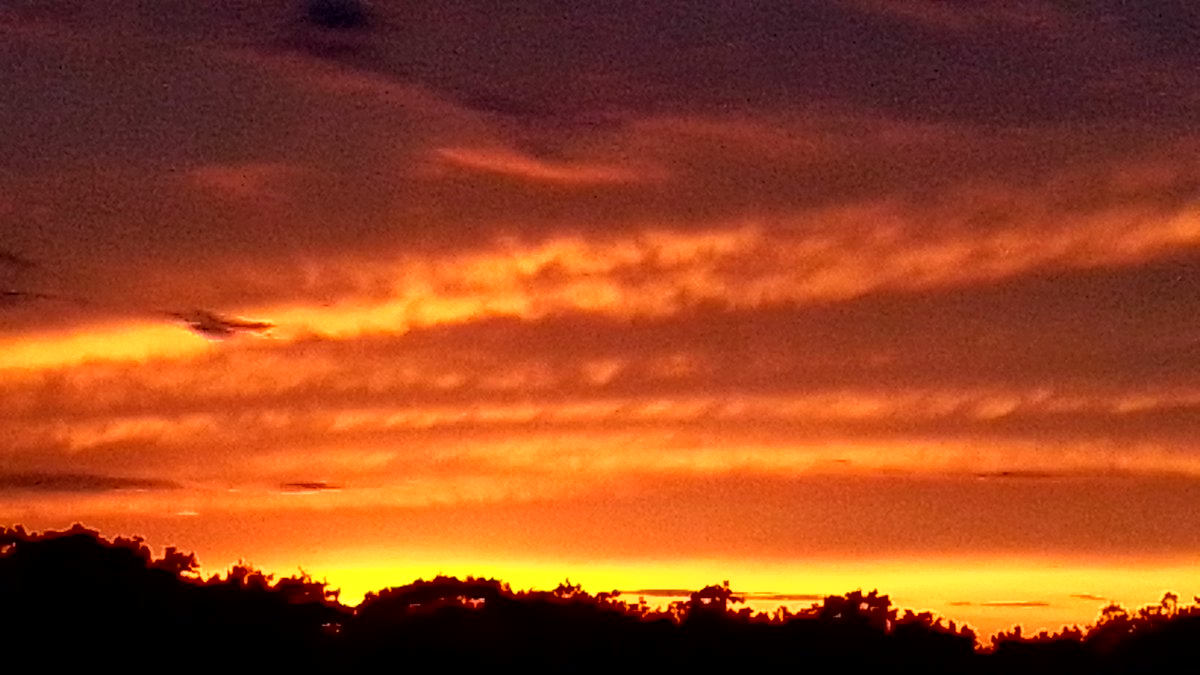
xmin=432 ymin=147 xmax=660 ymax=186
xmin=1070 ymin=594 xmax=1109 ymax=602
xmin=263 ymin=2 xmax=1195 ymax=126
xmin=0 ymin=249 xmax=45 ymax=304
xmin=3 ymin=30 xmax=1197 ymax=330
xmin=0 ymin=288 xmax=89 ymax=311
xmin=167 ymin=309 xmax=274 ymax=340
xmin=0 ymin=472 xmax=179 ymax=494
xmin=280 ymin=481 xmax=342 ymax=493
xmin=0 ymin=248 xmax=37 ymax=272
xmin=286 ymin=0 xmax=375 ymax=60
xmin=623 ymin=589 xmax=694 ymax=598
xmin=7 ymin=0 xmax=1198 ymax=133
xmin=744 ymin=592 xmax=825 ymax=602
xmin=254 ymin=249 xmax=1193 ymax=399
xmin=980 ymin=601 xmax=1052 ymax=608
xmin=973 ymin=471 xmax=1057 ymax=481
xmin=618 ymin=589 xmax=827 ymax=601
xmin=303 ymin=0 xmax=371 ymax=32
xmin=25 ymin=157 xmax=1189 ymax=356
xmin=3 ymin=0 xmax=1200 ymax=581
xmin=6 ymin=461 xmax=1200 ymax=559
xmin=0 ymin=290 xmax=53 ymax=307
xmin=2 ymin=246 xmax=1197 ymax=474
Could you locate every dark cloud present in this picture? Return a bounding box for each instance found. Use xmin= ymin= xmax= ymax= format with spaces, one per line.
xmin=280 ymin=481 xmax=341 ymax=492
xmin=304 ymin=0 xmax=370 ymax=31
xmin=0 ymin=289 xmax=87 ymax=310
xmin=0 ymin=290 xmax=53 ymax=307
xmin=0 ymin=249 xmax=42 ymax=304
xmin=10 ymin=1 xmax=1196 ymax=132
xmin=275 ymin=2 xmax=1194 ymax=127
xmin=0 ymin=471 xmax=179 ymax=493
xmin=0 ymin=248 xmax=37 ymax=272
xmin=973 ymin=471 xmax=1056 ymax=481
xmin=287 ymin=0 xmax=375 ymax=60
xmin=0 ymin=284 xmax=277 ymax=340
xmin=167 ymin=309 xmax=274 ymax=340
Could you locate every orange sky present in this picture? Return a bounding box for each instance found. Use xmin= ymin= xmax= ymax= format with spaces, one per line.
xmin=2 ymin=0 xmax=1199 ymax=640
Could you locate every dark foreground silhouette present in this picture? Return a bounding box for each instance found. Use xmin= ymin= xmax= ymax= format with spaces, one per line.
xmin=2 ymin=525 xmax=1195 ymax=673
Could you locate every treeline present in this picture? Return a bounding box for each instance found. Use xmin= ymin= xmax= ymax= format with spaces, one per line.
xmin=1 ymin=525 xmax=1196 ymax=672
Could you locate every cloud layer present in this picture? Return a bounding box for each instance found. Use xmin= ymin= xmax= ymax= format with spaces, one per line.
xmin=1 ymin=2 xmax=1198 ymax=628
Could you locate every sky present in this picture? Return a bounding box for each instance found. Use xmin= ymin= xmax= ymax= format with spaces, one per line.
xmin=1 ymin=0 xmax=1198 ymax=637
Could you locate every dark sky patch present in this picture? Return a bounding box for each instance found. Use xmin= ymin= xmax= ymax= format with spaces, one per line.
xmin=305 ymin=0 xmax=370 ymax=31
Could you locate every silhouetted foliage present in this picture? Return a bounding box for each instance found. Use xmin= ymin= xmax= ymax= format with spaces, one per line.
xmin=4 ymin=524 xmax=1200 ymax=673
xmin=0 ymin=525 xmax=346 ymax=668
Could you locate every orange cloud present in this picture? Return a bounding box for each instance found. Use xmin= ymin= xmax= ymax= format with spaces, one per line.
xmin=433 ymin=146 xmax=659 ymax=186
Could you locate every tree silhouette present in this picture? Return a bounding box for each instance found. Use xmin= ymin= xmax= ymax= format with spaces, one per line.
xmin=6 ymin=524 xmax=1200 ymax=673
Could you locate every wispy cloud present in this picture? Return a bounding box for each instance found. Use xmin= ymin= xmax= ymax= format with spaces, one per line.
xmin=433 ymin=147 xmax=660 ymax=186
xmin=622 ymin=589 xmax=697 ymax=597
xmin=981 ymin=601 xmax=1052 ymax=608
xmin=744 ymin=592 xmax=825 ymax=602
xmin=0 ymin=290 xmax=58 ymax=307
xmin=0 ymin=472 xmax=179 ymax=494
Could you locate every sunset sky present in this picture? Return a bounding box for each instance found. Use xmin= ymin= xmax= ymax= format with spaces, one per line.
xmin=2 ymin=0 xmax=1198 ymax=638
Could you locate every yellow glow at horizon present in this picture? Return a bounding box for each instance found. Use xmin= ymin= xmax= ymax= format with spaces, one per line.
xmin=247 ymin=552 xmax=1200 ymax=639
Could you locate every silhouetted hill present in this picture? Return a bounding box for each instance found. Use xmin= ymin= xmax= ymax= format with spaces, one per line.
xmin=2 ymin=525 xmax=1197 ymax=673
